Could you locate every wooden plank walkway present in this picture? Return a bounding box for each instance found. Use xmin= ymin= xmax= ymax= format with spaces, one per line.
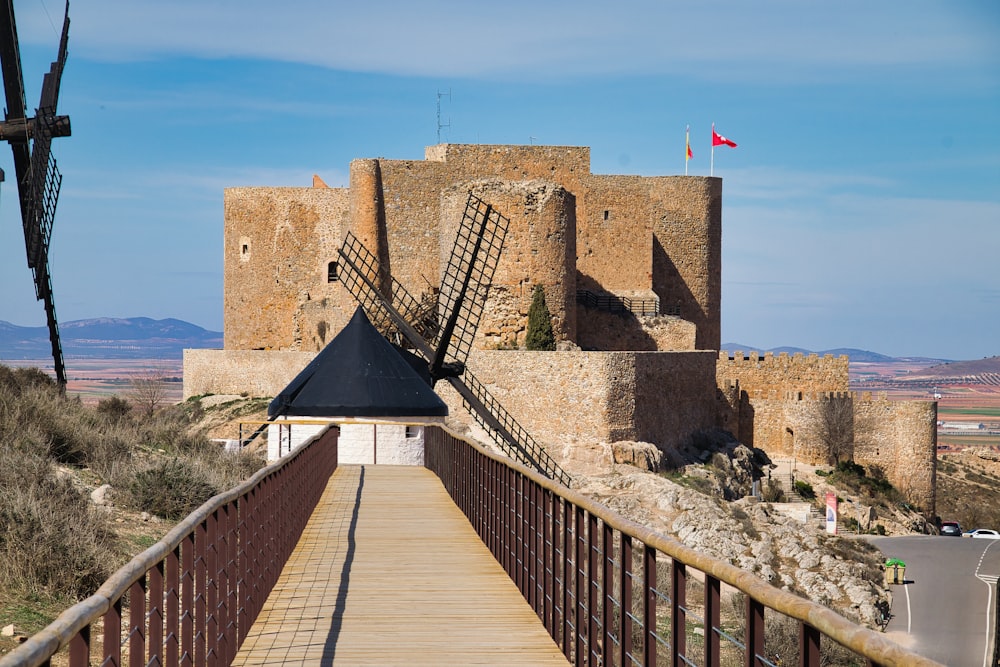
xmin=231 ymin=464 xmax=568 ymax=666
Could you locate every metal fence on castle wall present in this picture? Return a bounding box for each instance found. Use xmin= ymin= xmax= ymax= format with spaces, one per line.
xmin=0 ymin=427 xmax=339 ymax=667
xmin=425 ymin=427 xmax=943 ymax=667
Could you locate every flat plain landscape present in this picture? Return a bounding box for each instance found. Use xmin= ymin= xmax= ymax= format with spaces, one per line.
xmin=3 ymin=357 xmax=184 ymax=404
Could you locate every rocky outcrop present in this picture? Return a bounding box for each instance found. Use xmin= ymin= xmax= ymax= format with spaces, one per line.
xmin=572 ymin=465 xmax=889 ymax=628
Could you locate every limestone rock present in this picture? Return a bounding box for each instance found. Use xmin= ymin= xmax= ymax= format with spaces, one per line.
xmin=91 ymin=483 xmax=112 ymax=506
xmin=611 ymin=441 xmax=663 ymax=471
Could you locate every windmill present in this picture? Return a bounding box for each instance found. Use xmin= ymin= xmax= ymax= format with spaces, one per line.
xmin=338 ymin=193 xmax=571 ymax=486
xmin=0 ymin=0 xmax=71 ymax=387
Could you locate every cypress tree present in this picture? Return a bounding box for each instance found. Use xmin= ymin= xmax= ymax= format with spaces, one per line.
xmin=525 ymin=284 xmax=556 ymax=350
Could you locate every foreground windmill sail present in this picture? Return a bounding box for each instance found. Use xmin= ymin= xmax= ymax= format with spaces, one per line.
xmin=0 ymin=0 xmax=71 ymax=386
xmin=339 ymin=193 xmax=571 ymax=486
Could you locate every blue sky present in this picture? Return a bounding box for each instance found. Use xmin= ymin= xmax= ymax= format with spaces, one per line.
xmin=1 ymin=1 xmax=998 ymax=360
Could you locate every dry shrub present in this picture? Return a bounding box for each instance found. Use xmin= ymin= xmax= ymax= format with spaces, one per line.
xmin=0 ymin=447 xmax=117 ymax=598
xmin=0 ymin=364 xmax=265 ymax=605
xmin=126 ymin=459 xmax=218 ymax=520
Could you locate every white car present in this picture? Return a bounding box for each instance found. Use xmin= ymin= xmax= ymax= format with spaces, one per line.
xmin=964 ymin=528 xmax=1000 ymax=539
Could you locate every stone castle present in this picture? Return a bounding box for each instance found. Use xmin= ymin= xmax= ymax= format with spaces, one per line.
xmin=183 ymin=143 xmax=936 ymax=513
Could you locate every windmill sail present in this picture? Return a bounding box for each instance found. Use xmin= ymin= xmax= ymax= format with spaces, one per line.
xmin=338 ymin=194 xmax=571 ymax=486
xmin=0 ymin=1 xmax=71 ymax=387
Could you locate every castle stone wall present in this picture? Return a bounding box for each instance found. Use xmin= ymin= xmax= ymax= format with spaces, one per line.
xmin=183 ymin=349 xmax=313 ymax=399
xmin=577 ymin=311 xmax=697 ymax=351
xmin=717 ymin=351 xmax=850 ymax=394
xmin=223 ymin=186 xmax=352 ymax=352
xmin=650 ymin=177 xmax=722 ymax=350
xmin=853 ymin=394 xmax=937 ymax=514
xmin=218 ymin=145 xmax=721 ymax=355
xmin=441 ymin=180 xmax=576 ymax=348
xmin=446 ymin=350 xmax=717 ymax=455
xmin=576 ymin=175 xmax=652 ymax=294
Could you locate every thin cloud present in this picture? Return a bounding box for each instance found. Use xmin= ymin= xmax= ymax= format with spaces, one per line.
xmin=16 ymin=1 xmax=999 ymax=84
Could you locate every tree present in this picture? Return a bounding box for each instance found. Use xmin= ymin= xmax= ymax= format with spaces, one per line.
xmin=525 ymin=284 xmax=556 ymax=351
xmin=129 ymin=374 xmax=167 ymax=417
xmin=818 ymin=395 xmax=854 ymax=465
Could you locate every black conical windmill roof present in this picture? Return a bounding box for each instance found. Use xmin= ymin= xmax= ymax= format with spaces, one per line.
xmin=268 ymin=307 xmax=448 ymax=418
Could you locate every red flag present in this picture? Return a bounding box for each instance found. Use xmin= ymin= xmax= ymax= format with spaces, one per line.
xmin=686 ymin=125 xmax=693 ymax=160
xmin=712 ymin=124 xmax=737 ymax=148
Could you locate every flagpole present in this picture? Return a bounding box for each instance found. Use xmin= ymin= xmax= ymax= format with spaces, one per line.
xmin=710 ymin=122 xmax=715 ymax=176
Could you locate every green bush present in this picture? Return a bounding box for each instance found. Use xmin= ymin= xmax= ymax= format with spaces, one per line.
xmin=96 ymin=395 xmax=133 ymax=423
xmin=525 ymin=284 xmax=556 ymax=350
xmin=794 ymin=480 xmax=816 ymax=499
xmin=127 ymin=459 xmax=218 ymax=520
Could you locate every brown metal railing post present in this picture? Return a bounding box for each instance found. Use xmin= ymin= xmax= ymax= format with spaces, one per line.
xmin=544 ymin=487 xmax=554 ymax=636
xmin=746 ymin=596 xmax=765 ymax=667
xmin=801 ymin=623 xmax=820 ymax=667
xmin=643 ymin=546 xmax=657 ymax=667
xmin=575 ymin=505 xmax=585 ymax=666
xmin=181 ymin=532 xmax=194 ymax=666
xmin=588 ymin=512 xmax=599 ymax=666
xmin=562 ymin=497 xmax=573 ymax=661
xmin=602 ymin=521 xmax=614 ymax=667
xmin=705 ymin=574 xmax=720 ymax=667
xmin=673 ymin=560 xmax=686 ymax=667
xmin=148 ymin=560 xmax=164 ymax=667
xmin=552 ymin=494 xmax=563 ymax=649
xmin=621 ymin=535 xmax=633 ymax=667
xmin=166 ymin=545 xmax=180 ymax=666
xmin=520 ymin=475 xmax=535 ymax=607
xmin=224 ymin=501 xmax=237 ymax=664
xmin=195 ymin=520 xmax=207 ymax=666
xmin=129 ymin=578 xmax=146 ymax=667
xmin=68 ymin=625 xmax=89 ymax=667
xmin=506 ymin=465 xmax=515 ymax=578
xmin=206 ymin=510 xmax=219 ymax=665
xmin=104 ymin=597 xmax=122 ymax=667
xmin=529 ymin=480 xmax=540 ymax=613
xmin=514 ymin=473 xmax=528 ymax=599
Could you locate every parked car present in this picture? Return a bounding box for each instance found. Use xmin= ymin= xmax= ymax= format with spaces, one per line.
xmin=964 ymin=528 xmax=1000 ymax=539
xmin=939 ymin=521 xmax=963 ymax=536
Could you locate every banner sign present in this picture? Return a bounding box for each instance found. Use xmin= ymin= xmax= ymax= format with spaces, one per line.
xmin=826 ymin=492 xmax=838 ymax=535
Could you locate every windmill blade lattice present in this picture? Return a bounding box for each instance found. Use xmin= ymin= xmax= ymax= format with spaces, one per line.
xmin=338 ymin=231 xmax=439 ymax=353
xmin=337 ymin=194 xmax=571 ymax=486
xmin=0 ymin=1 xmax=71 ymax=387
xmin=445 ymin=370 xmax=570 ymax=486
xmin=432 ymin=194 xmax=508 ymax=368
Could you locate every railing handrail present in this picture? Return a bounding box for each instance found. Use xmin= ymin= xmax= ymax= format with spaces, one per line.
xmin=576 ymin=288 xmax=665 ymax=317
xmin=1 ymin=425 xmax=339 ymax=667
xmin=426 ymin=425 xmax=944 ymax=667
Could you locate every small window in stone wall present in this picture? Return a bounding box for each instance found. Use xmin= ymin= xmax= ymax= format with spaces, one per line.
xmin=328 ymin=261 xmax=339 ymax=282
xmin=603 ymin=210 xmax=610 ymax=221
xmin=405 ymin=426 xmax=420 ymax=439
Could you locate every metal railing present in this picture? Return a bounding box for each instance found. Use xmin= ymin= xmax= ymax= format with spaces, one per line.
xmin=0 ymin=426 xmax=339 ymax=667
xmin=425 ymin=426 xmax=944 ymax=667
xmin=577 ymin=289 xmax=668 ymax=317
xmin=450 ymin=369 xmax=572 ymax=487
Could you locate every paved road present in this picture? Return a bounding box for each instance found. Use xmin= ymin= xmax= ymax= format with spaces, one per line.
xmin=869 ymin=535 xmax=1000 ymax=667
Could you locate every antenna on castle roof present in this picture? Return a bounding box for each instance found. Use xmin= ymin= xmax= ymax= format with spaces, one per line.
xmin=436 ymin=88 xmax=451 ymax=144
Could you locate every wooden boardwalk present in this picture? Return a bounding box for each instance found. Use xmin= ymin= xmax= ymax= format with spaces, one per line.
xmin=231 ymin=464 xmax=568 ymax=666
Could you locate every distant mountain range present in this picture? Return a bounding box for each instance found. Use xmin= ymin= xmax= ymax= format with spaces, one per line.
xmin=0 ymin=320 xmax=980 ymax=366
xmin=0 ymin=318 xmax=222 ymax=360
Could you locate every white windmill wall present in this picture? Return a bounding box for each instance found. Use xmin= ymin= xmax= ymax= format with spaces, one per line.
xmin=266 ymin=420 xmax=329 ymax=460
xmin=338 ymin=424 xmax=425 ymax=465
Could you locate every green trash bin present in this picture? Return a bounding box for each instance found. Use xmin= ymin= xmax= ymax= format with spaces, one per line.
xmin=884 ymin=558 xmax=906 ymax=585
